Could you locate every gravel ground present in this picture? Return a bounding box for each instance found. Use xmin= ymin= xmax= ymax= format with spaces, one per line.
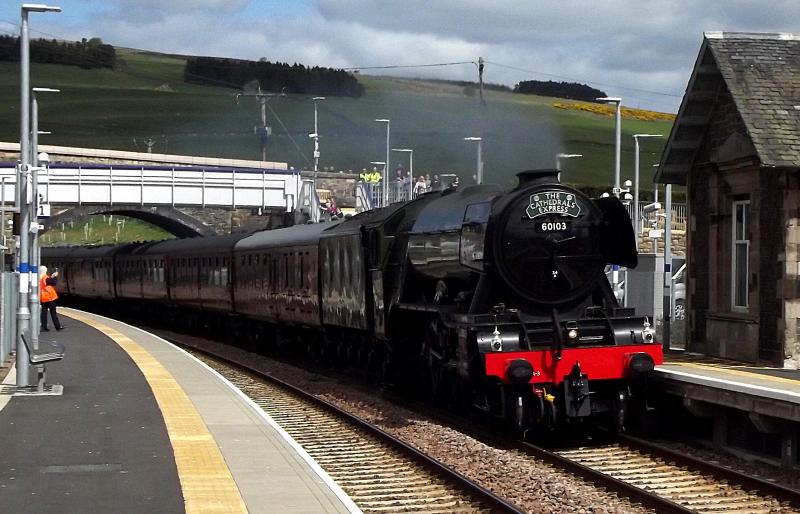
xmin=167 ymin=331 xmax=655 ymax=514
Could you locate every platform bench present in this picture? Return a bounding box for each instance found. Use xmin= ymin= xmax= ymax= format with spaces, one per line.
xmin=19 ymin=329 xmax=65 ymax=393
xmin=21 ymin=330 xmax=65 ymax=364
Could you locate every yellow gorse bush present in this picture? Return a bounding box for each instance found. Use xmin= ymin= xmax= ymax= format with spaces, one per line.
xmin=552 ymin=101 xmax=676 ymax=122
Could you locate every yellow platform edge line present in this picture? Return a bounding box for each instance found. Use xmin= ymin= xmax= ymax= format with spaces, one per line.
xmin=62 ymin=311 xmax=248 ymax=514
xmin=662 ymin=360 xmax=800 ymax=386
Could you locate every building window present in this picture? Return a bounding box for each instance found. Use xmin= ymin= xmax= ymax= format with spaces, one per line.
xmin=732 ymin=200 xmax=750 ymax=310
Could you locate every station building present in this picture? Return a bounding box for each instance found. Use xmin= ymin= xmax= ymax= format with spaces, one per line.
xmin=658 ymin=32 xmax=800 ymax=368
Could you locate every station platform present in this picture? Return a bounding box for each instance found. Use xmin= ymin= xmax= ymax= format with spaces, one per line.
xmin=0 ymin=308 xmax=358 ymax=514
xmin=654 ymin=352 xmax=799 ymax=466
xmin=656 ymin=352 xmax=800 ymax=413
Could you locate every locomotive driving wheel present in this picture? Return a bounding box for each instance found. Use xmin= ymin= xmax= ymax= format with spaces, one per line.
xmin=422 ymin=318 xmax=448 ymax=404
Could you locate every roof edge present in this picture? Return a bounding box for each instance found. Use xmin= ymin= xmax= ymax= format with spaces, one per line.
xmin=704 ymin=31 xmax=800 ymax=41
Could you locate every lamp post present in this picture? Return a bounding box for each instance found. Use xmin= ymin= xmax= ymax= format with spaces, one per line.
xmin=17 ymin=3 xmax=61 ymax=389
xmin=463 ymin=137 xmax=483 ymax=184
xmin=632 ymin=134 xmax=662 ymax=249
xmin=555 ymin=153 xmax=582 ymax=171
xmin=311 ymin=97 xmax=325 ymax=180
xmin=391 ymin=148 xmax=413 ymax=200
xmin=375 ymin=119 xmax=390 ymax=205
xmin=597 ymin=97 xmax=622 ymax=197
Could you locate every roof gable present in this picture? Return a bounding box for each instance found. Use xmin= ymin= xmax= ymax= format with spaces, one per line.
xmin=658 ymin=32 xmax=800 ymax=184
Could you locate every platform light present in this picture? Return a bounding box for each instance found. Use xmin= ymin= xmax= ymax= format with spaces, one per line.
xmin=597 ymin=97 xmax=622 ymax=197
xmin=464 ymin=137 xmax=483 ymax=184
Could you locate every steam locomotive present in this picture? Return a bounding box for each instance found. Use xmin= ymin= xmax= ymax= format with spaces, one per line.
xmin=44 ymin=169 xmax=662 ymax=432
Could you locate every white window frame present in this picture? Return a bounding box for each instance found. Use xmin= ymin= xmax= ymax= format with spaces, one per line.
xmin=731 ymin=200 xmax=750 ymax=311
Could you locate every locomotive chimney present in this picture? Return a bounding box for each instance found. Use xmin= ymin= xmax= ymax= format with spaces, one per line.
xmin=515 ymin=169 xmax=561 ymax=189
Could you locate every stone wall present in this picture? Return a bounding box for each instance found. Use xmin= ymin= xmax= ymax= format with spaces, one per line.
xmin=178 ymin=207 xmax=287 ymax=234
xmin=681 ymin=82 xmax=800 ymax=365
xmin=302 ymin=171 xmax=359 ymax=207
xmin=637 ymin=231 xmax=687 ymax=256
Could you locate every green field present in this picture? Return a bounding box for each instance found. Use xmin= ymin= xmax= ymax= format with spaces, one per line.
xmin=0 ymin=47 xmax=672 ymax=193
xmin=41 ymin=214 xmax=173 ymax=246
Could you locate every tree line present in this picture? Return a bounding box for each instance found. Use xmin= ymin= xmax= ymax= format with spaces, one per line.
xmin=0 ymin=36 xmax=116 ymax=69
xmin=184 ymin=57 xmax=365 ymax=97
xmin=514 ymin=80 xmax=607 ymax=102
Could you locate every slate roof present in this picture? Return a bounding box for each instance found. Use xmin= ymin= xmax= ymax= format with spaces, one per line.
xmin=658 ymin=32 xmax=800 ymax=184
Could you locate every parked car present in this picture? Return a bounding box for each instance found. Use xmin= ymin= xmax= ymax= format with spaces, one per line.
xmin=673 ymin=264 xmax=686 ymax=320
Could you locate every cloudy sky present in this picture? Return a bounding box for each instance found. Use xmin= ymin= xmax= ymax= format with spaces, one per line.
xmin=0 ymin=0 xmax=797 ymax=112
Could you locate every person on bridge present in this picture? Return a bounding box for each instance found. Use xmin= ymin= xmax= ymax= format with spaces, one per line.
xmin=39 ymin=265 xmax=64 ymax=332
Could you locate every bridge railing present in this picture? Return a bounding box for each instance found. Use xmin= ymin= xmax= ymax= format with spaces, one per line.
xmin=0 ymin=164 xmax=301 ymax=211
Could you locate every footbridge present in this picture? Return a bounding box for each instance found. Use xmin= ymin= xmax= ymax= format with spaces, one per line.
xmin=0 ymin=146 xmax=304 ymax=236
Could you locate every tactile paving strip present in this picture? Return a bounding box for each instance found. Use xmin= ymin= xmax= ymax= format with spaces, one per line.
xmin=64 ymin=311 xmax=247 ymax=514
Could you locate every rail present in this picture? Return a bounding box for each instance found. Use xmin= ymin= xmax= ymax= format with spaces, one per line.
xmin=180 ymin=342 xmax=524 ymax=513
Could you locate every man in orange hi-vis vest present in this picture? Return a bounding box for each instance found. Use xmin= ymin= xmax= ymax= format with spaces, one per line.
xmin=39 ymin=265 xmax=64 ymax=332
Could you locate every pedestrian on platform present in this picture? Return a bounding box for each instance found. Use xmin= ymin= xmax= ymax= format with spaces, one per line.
xmin=414 ymin=175 xmax=427 ymax=196
xmin=39 ymin=265 xmax=64 ymax=332
xmin=327 ymin=196 xmax=343 ymax=218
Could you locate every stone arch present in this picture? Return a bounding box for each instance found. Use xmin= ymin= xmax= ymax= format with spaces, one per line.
xmin=43 ymin=205 xmax=217 ymax=238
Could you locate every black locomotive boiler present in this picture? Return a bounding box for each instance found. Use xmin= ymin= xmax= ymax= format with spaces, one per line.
xmin=44 ymin=169 xmax=662 ymax=432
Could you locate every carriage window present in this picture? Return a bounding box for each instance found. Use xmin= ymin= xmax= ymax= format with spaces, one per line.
xmin=300 ymin=254 xmax=305 ymax=291
xmin=272 ymin=255 xmax=278 ymax=291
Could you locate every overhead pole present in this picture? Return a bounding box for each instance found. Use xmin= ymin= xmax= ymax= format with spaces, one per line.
xmin=464 ymin=137 xmax=483 ymax=184
xmin=374 ymin=119 xmax=390 ymax=206
xmin=597 ymin=97 xmax=622 ymax=196
xmin=663 ymin=183 xmax=673 ymax=351
xmin=236 ymin=85 xmax=284 ymax=162
xmin=477 ymin=57 xmax=486 ymax=183
xmin=310 ymin=96 xmax=325 ymax=186
xmin=632 ymin=134 xmax=662 ymax=249
xmin=30 ymin=87 xmax=58 ymax=349
xmin=391 ymin=148 xmax=413 ymax=200
xmin=596 ymin=96 xmax=623 ymax=302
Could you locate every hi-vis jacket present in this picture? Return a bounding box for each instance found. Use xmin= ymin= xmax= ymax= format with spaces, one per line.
xmin=40 ymin=275 xmax=58 ymax=303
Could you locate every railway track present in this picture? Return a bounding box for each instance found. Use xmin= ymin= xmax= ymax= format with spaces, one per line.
xmin=163 ymin=329 xmax=800 ymax=514
xmin=533 ymin=436 xmax=800 ymax=514
xmin=187 ymin=349 xmax=522 ymax=514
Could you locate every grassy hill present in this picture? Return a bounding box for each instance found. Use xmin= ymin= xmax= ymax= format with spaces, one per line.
xmin=0 ymin=47 xmax=672 ymax=192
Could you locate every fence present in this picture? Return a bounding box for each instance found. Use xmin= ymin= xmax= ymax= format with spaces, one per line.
xmin=365 ymin=180 xmax=416 ymax=208
xmin=627 ymin=201 xmax=687 ymax=233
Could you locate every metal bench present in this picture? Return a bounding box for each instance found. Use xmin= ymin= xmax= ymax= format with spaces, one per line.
xmin=20 ymin=329 xmax=64 ymax=392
